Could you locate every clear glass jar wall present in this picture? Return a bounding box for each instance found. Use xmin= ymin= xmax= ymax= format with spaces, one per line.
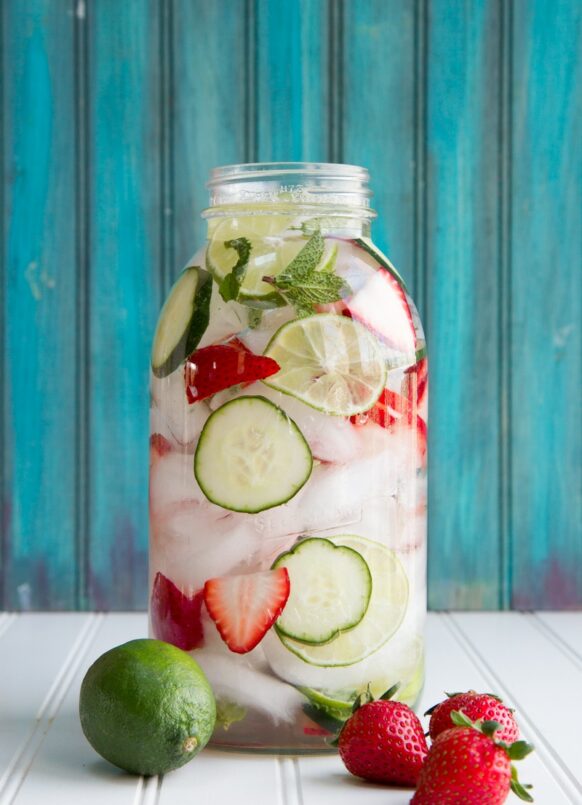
xmin=149 ymin=163 xmax=427 ymax=752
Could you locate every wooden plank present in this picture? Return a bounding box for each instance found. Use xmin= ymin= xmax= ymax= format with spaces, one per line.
xmin=451 ymin=612 xmax=582 ymax=798
xmin=0 ymin=614 xmax=89 ymax=787
xmin=509 ymin=0 xmax=582 ymax=609
xmin=11 ymin=614 xmax=146 ymax=804
xmin=343 ymin=0 xmax=417 ymax=285
xmin=2 ymin=0 xmax=78 ymax=608
xmin=86 ymin=0 xmax=162 ymax=609
xmin=171 ymin=0 xmax=248 ymax=266
xmin=297 ymin=612 xmax=570 ymax=803
xmin=159 ymin=749 xmax=280 ymax=805
xmin=424 ymin=0 xmax=503 ymax=609
xmin=536 ymin=612 xmax=582 ymax=660
xmin=255 ymin=0 xmax=329 ymax=162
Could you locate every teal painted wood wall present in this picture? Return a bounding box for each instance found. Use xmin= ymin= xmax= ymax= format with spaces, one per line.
xmin=1 ymin=0 xmax=581 ymax=611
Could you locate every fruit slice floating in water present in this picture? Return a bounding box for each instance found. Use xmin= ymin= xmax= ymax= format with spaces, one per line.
xmin=150 ymin=572 xmax=205 ymax=652
xmin=206 ymin=216 xmax=340 ymax=307
xmin=204 ymin=567 xmax=291 ymax=654
xmin=277 ymin=535 xmax=408 ymax=667
xmin=263 ymin=314 xmax=387 ymax=416
xmin=149 ymin=433 xmax=172 ymax=463
xmin=206 ymin=215 xmax=296 ymax=306
xmin=351 ymin=387 xmax=427 ymax=465
xmin=184 ymin=338 xmax=280 ymax=403
xmin=151 ymin=265 xmax=212 ymax=378
xmin=272 ymin=537 xmax=372 ymax=645
xmin=319 ymin=239 xmax=416 ymax=354
xmin=194 ymin=395 xmax=313 ymax=513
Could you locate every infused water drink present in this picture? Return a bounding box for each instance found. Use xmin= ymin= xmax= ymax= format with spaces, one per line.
xmin=149 ymin=163 xmax=427 ymax=751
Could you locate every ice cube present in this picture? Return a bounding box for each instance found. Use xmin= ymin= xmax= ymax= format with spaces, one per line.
xmin=193 ymin=649 xmax=303 ymax=724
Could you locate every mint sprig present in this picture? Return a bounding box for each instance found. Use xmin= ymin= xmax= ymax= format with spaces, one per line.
xmin=263 ymin=231 xmax=351 ymax=317
xmin=218 ymin=238 xmax=252 ymax=302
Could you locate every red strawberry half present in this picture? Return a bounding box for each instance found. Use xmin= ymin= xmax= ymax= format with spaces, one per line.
xmin=350 ymin=388 xmax=427 ymax=465
xmin=426 ymin=690 xmax=520 ymax=744
xmin=184 ymin=338 xmax=280 ymax=403
xmin=412 ymin=713 xmax=533 ymax=804
xmin=150 ymin=571 xmax=204 ymax=651
xmin=203 ymin=568 xmax=290 ymax=654
xmin=337 ymin=686 xmax=428 ymax=786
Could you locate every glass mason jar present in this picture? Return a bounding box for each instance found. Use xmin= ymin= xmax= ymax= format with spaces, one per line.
xmin=149 ymin=163 xmax=427 ymax=752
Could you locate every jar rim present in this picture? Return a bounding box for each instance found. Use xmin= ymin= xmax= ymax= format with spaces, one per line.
xmin=205 ymin=162 xmax=374 ymax=218
xmin=206 ymin=161 xmax=371 ymax=187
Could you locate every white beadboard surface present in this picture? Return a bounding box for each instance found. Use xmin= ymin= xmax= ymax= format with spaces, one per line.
xmin=0 ymin=612 xmax=580 ymax=804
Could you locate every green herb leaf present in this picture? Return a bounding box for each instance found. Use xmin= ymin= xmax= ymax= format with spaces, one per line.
xmin=248 ymin=308 xmax=263 ymax=329
xmin=219 ymin=238 xmax=252 ymax=302
xmin=276 ymin=231 xmax=325 ymax=286
xmin=267 ymin=231 xmax=351 ymax=316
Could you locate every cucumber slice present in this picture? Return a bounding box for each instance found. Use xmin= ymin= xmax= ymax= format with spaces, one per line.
xmin=151 ymin=266 xmax=212 ymax=378
xmin=277 ymin=535 xmax=408 ymax=667
xmin=194 ymin=396 xmax=312 ymax=513
xmin=272 ymin=538 xmax=372 ymax=645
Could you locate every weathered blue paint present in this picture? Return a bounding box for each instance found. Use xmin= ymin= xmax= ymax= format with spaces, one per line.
xmin=86 ymin=0 xmax=162 ymax=609
xmin=1 ymin=0 xmax=580 ymax=610
xmin=509 ymin=0 xmax=582 ymax=609
xmin=425 ymin=0 xmax=505 ymax=609
xmin=2 ymin=0 xmax=78 ymax=609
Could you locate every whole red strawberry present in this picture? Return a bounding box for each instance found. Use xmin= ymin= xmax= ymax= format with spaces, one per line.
xmin=412 ymin=712 xmax=533 ymax=804
xmin=338 ymin=686 xmax=428 ymax=786
xmin=426 ymin=690 xmax=519 ymax=744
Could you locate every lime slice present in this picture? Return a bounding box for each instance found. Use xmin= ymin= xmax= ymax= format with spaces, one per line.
xmin=206 ymin=217 xmax=339 ymax=305
xmin=263 ymin=314 xmax=387 ymax=416
xmin=278 ymin=535 xmax=408 ymax=667
xmin=298 ymin=641 xmax=424 ymax=719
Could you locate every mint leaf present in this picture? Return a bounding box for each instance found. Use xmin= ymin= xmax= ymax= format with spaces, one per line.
xmin=219 ymin=238 xmax=252 ymax=302
xmin=267 ymin=231 xmax=351 ymax=316
xmin=247 ymin=308 xmax=263 ymax=329
xmin=276 ymin=231 xmax=325 ymax=286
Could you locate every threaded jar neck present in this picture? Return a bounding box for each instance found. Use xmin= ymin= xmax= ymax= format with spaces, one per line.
xmin=203 ymin=162 xmax=376 ymax=221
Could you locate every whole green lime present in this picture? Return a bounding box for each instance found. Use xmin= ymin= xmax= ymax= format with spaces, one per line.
xmin=79 ymin=638 xmax=216 ymax=775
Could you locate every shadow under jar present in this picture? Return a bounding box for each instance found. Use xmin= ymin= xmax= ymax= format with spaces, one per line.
xmin=149 ymin=162 xmax=427 ymax=752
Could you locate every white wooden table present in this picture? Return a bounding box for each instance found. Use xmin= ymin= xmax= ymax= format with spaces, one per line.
xmin=0 ymin=612 xmax=580 ymax=804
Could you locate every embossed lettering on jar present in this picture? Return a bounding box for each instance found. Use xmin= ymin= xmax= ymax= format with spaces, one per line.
xmin=149 ymin=163 xmax=427 ymax=751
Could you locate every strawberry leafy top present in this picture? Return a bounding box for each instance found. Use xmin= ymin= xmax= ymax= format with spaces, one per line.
xmin=450 ymin=711 xmax=534 ymax=801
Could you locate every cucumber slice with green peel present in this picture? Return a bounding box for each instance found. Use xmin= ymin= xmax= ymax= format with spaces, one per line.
xmin=272 ymin=538 xmax=372 ymax=645
xmin=151 ymin=266 xmax=212 ymax=378
xmin=277 ymin=535 xmax=409 ymax=667
xmin=194 ymin=395 xmax=312 ymax=514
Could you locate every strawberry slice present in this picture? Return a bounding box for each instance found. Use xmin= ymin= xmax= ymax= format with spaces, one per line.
xmin=150 ymin=571 xmax=205 ymax=651
xmin=184 ymin=338 xmax=280 ymax=403
xmin=149 ymin=432 xmax=172 ymax=460
xmin=351 ymin=389 xmax=427 ymax=465
xmin=203 ymin=568 xmax=290 ymax=654
xmin=347 ymin=270 xmax=416 ymax=353
xmin=404 ymin=356 xmax=428 ymax=407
